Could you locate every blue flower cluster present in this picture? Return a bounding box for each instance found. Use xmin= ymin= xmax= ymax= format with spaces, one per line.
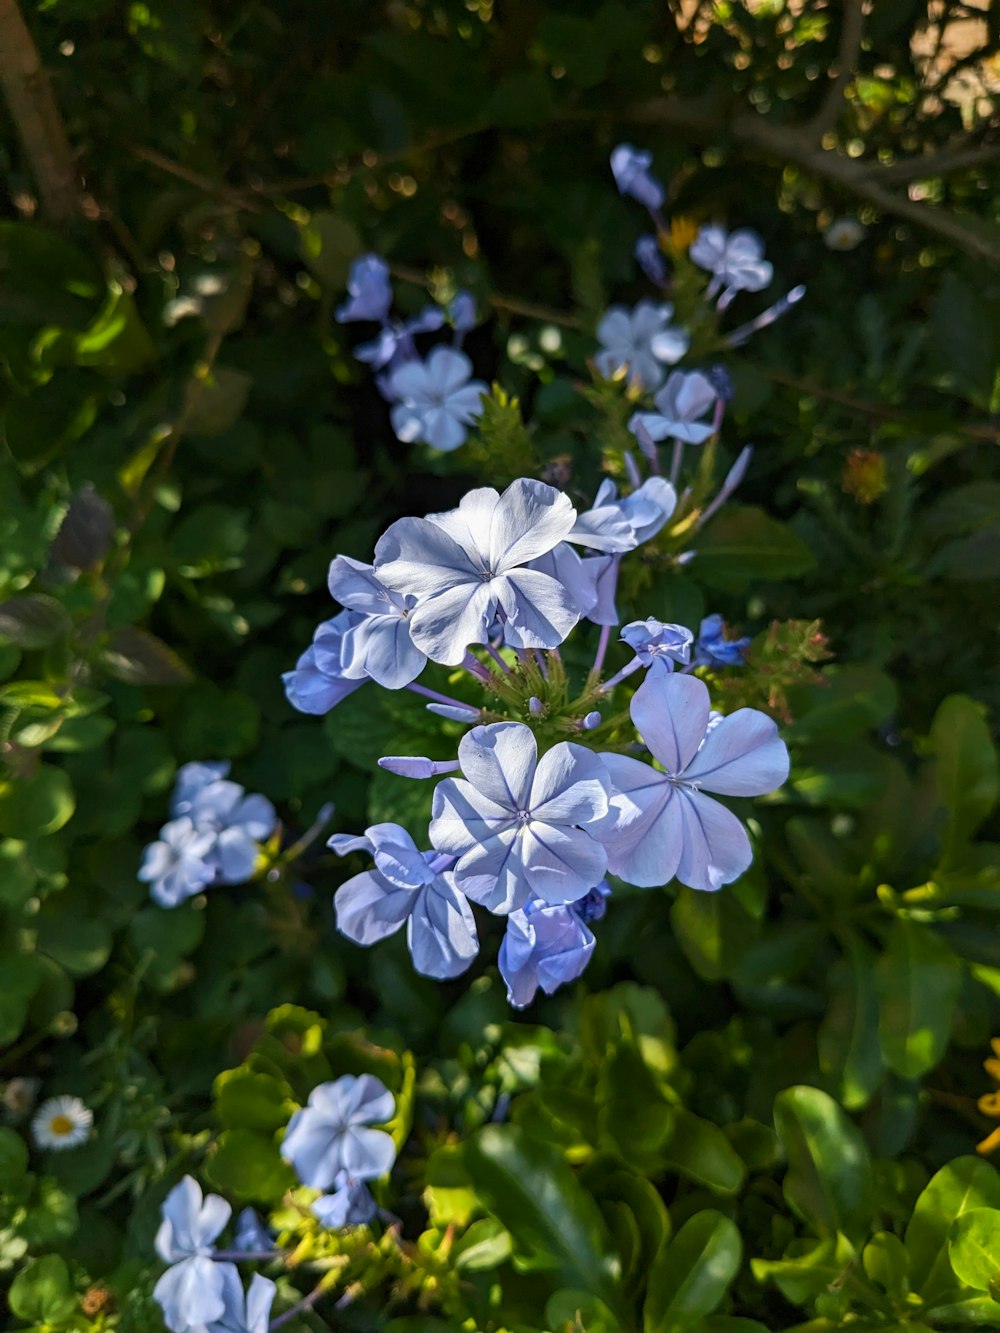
xmin=284 ymin=469 xmax=788 ymax=1009
xmin=138 ymin=762 xmax=277 ymax=908
xmin=152 ymin=1075 xmax=397 ymax=1331
xmin=600 ymin=143 xmax=805 ymax=483
xmin=336 ymin=253 xmax=487 ymax=452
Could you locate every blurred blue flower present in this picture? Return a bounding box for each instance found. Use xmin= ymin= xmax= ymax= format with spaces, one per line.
xmin=629 ymin=370 xmax=718 ymax=445
xmin=138 ymin=817 xmax=217 ymax=908
xmin=329 ymin=823 xmax=478 ymax=979
xmin=690 ymin=225 xmax=773 ymax=297
xmin=283 ymin=610 xmax=367 ymax=715
xmin=595 ymin=302 xmax=688 ymax=392
xmin=571 ymin=477 xmax=677 ymax=552
xmin=327 ymin=555 xmax=427 ymax=689
xmin=621 ymin=618 xmax=694 ymax=672
xmin=610 ymin=144 xmax=664 ymax=211
xmin=335 ymin=254 xmax=393 ymax=324
xmin=635 ymin=234 xmax=666 ymax=284
xmin=231 ymin=1208 xmax=276 ymax=1254
xmin=448 ymin=290 xmax=477 ymax=332
xmin=499 ymin=899 xmax=596 ymax=1008
xmin=595 ymin=672 xmax=789 ymax=892
xmin=374 ymin=478 xmax=580 ymax=664
xmin=312 ymin=1171 xmax=377 ymax=1228
xmin=387 ymin=346 xmax=487 ymax=451
xmin=429 ymin=722 xmax=610 ymax=915
xmin=695 ymin=613 xmax=751 ymax=667
xmin=171 ymin=761 xmax=230 ymax=816
xmin=281 ymin=1075 xmax=396 ymax=1189
xmin=205 ymin=1268 xmax=275 ymax=1333
xmin=153 ymin=1176 xmax=233 ymax=1333
xmin=185 ymin=779 xmax=276 ymax=885
xmin=357 ymin=305 xmax=446 ymax=375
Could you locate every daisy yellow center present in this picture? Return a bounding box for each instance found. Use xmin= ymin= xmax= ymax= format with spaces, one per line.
xmin=49 ymin=1114 xmax=75 ymax=1135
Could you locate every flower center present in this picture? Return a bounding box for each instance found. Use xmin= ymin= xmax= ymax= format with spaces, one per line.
xmin=516 ymin=809 xmax=531 ymax=825
xmin=50 ymin=1115 xmax=74 ymax=1136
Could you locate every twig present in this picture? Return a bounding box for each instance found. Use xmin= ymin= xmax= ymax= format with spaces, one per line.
xmin=863 ymin=137 xmax=1000 ymax=185
xmin=126 ymin=142 xmax=261 ymax=212
xmin=0 ymin=0 xmax=82 ymax=222
xmin=808 ymin=0 xmax=868 ymax=141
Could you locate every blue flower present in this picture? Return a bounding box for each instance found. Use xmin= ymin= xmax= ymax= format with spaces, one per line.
xmin=629 ymin=370 xmax=718 ymax=445
xmin=498 ymin=899 xmax=596 ymax=1008
xmin=571 ymin=477 xmax=677 ymax=552
xmin=620 ymin=618 xmax=694 ymax=672
xmin=283 ymin=611 xmax=367 ymax=715
xmin=231 ymin=1208 xmax=276 ymax=1255
xmin=312 ymin=1171 xmax=377 ymax=1228
xmin=574 ymin=880 xmax=611 ymax=923
xmin=357 ymin=305 xmax=446 ymax=376
xmin=448 ymin=290 xmax=477 ymax=332
xmin=635 ymin=234 xmax=666 ymax=284
xmin=171 ymin=761 xmax=231 ymax=816
xmin=595 ymin=672 xmax=789 ymax=892
xmin=526 ymin=543 xmax=601 ymax=620
xmin=185 ymin=779 xmax=277 ymax=885
xmin=689 ymin=225 xmax=773 ymax=296
xmin=429 ymin=722 xmax=610 ymax=915
xmin=695 ymin=613 xmax=751 ymax=667
xmin=282 ymin=1075 xmax=396 ymax=1189
xmin=329 ymin=823 xmax=478 ymax=979
xmin=335 ymin=254 xmax=393 ymax=324
xmin=327 ymin=555 xmax=427 ymax=689
xmin=595 ymin=302 xmax=688 ymax=393
xmin=374 ymin=478 xmax=580 ymax=665
xmin=387 ymin=346 xmax=487 ymax=451
xmin=205 ymin=1269 xmax=276 ymax=1333
xmin=138 ymin=817 xmax=217 ymax=908
xmin=610 ymin=144 xmax=664 ymax=211
xmin=153 ymin=1176 xmax=233 ymax=1333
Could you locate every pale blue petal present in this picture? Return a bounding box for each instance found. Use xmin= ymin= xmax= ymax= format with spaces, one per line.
xmin=521 ymin=823 xmax=607 ymax=904
xmin=407 ymin=877 xmax=479 ymax=978
xmin=593 ymin=752 xmax=681 ymax=889
xmin=495 ymin=569 xmax=581 ymax=649
xmin=154 ymin=1256 xmax=228 ymax=1333
xmin=335 ymin=871 xmax=415 ymax=945
xmin=674 ymin=789 xmax=753 ymax=891
xmin=488 ymin=478 xmax=577 ymax=573
xmin=407 ymin=579 xmax=495 ymax=665
xmin=341 ymin=1127 xmax=396 ymax=1179
xmin=430 ymin=777 xmax=513 ymax=857
xmin=683 ymin=708 xmax=789 ymax=795
xmin=631 ymin=672 xmax=711 ymax=774
xmin=458 ymin=722 xmax=536 ymax=811
xmin=529 ymin=742 xmax=609 ymax=825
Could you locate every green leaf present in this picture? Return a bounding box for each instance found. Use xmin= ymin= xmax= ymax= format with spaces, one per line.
xmin=8 ymin=1253 xmax=78 ymax=1323
xmin=4 ymin=370 xmax=100 ymax=474
xmin=643 ymin=1210 xmax=742 ymax=1332
xmin=692 ymin=505 xmax=816 ymax=593
xmin=452 ymin=1217 xmax=513 ymax=1272
xmin=204 ymin=1129 xmax=296 ymax=1204
xmin=184 ymin=366 xmax=253 ymax=437
xmin=905 ymin=1157 xmax=1000 ymax=1301
xmin=661 ymin=1108 xmax=747 ymax=1195
xmin=51 ymin=484 xmax=115 ymax=570
xmin=929 ymin=272 xmax=999 ymax=410
xmin=0 ymin=765 xmax=75 ymax=837
xmin=863 ymin=1231 xmax=911 ymax=1302
xmin=0 ymin=594 xmax=70 ymax=649
xmin=129 ymin=904 xmax=206 ymax=991
xmin=0 ymin=1126 xmax=28 ymax=1187
xmin=461 ymin=1125 xmax=621 ymax=1311
xmin=785 ymin=665 xmax=898 ymax=745
xmin=546 ymin=1289 xmax=621 ymax=1332
xmin=36 ymin=902 xmax=112 ymax=976
xmin=818 ymin=936 xmax=883 ymax=1110
xmin=930 ymin=695 xmax=999 ymax=860
xmin=948 ymin=1208 xmax=1000 ymax=1293
xmin=298 ymin=212 xmax=362 ymax=288
xmin=671 ymin=885 xmax=758 ymax=981
xmin=773 ymin=1085 xmax=873 ymax=1239
xmin=19 ymin=1176 xmax=79 ymax=1246
xmin=100 ymin=626 xmax=193 ymax=685
xmin=0 ymin=223 xmax=102 ymax=328
xmin=214 ymin=1068 xmax=296 ymax=1133
xmin=875 ymin=918 xmax=962 ymax=1078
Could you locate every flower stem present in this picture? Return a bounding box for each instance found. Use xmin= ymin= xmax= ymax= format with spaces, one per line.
xmin=461 ymin=652 xmax=493 ymax=683
xmin=406 ymin=681 xmax=475 ymax=710
xmin=592 ymin=623 xmax=613 ymax=677
xmin=669 ymin=438 xmax=685 ymax=487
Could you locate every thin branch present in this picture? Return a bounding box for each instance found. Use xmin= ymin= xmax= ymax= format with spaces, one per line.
xmin=126 ymin=142 xmax=262 ymax=212
xmin=0 ymin=0 xmax=82 ymax=222
xmin=864 ymin=137 xmax=1000 ymax=185
xmin=808 ymin=0 xmax=868 ymax=142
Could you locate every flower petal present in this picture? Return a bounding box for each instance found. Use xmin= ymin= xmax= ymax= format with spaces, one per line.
xmin=631 ymin=671 xmax=711 ymax=774
xmin=592 ymin=752 xmax=681 ymax=889
xmin=522 ymin=822 xmax=607 ymax=904
xmin=335 ymin=870 xmax=415 ymax=946
xmin=488 ymin=478 xmax=577 ymax=573
xmin=683 ymin=708 xmax=789 ymax=795
xmin=407 ymin=578 xmax=495 ymax=665
xmin=429 ymin=777 xmax=513 ymax=857
xmin=495 ymin=569 xmax=581 ymax=649
xmin=407 ymin=877 xmax=479 ymax=978
xmin=530 ymin=742 xmax=609 ymax=825
xmin=458 ymin=722 xmax=536 ymax=811
xmin=674 ymin=789 xmax=753 ymax=891
xmin=341 ymin=1127 xmax=396 ymax=1179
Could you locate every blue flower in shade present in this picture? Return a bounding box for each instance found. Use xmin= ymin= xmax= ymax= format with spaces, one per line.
xmin=357 ymin=306 xmax=446 ymax=376
xmin=153 ymin=1176 xmax=233 ymax=1333
xmin=594 ymin=672 xmax=789 ymax=892
xmin=232 ymin=1208 xmax=276 ymax=1254
xmin=689 ymin=225 xmax=773 ymax=296
xmin=448 ymin=291 xmax=477 ymax=332
xmin=629 ymin=370 xmax=718 ymax=445
xmin=610 ymin=144 xmax=664 ymax=211
xmin=281 ymin=1076 xmax=396 ymax=1189
xmin=374 ymin=479 xmax=580 ymax=665
xmin=329 ymin=823 xmax=478 ymax=979
xmin=620 ymin=618 xmax=694 ymax=672
xmin=387 ymin=346 xmax=487 ymax=452
xmin=327 ymin=555 xmax=427 ymax=689
xmin=570 ymin=477 xmax=678 ymax=552
xmin=335 ymin=254 xmax=393 ymax=324
xmin=138 ymin=817 xmax=217 ymax=908
xmin=283 ymin=611 xmax=367 ymax=715
xmin=312 ymin=1171 xmax=377 ymax=1228
xmin=205 ymin=1269 xmax=276 ymax=1333
xmin=499 ymin=899 xmax=596 ymax=1008
xmin=185 ymin=779 xmax=277 ymax=884
xmin=695 ymin=613 xmax=752 ymax=667
xmin=595 ymin=302 xmax=688 ymax=393
xmin=574 ymin=880 xmax=611 ymax=923
xmin=635 ymin=234 xmax=666 ymax=284
xmin=429 ymin=722 xmax=610 ymax=915
xmin=171 ymin=761 xmax=230 ymax=816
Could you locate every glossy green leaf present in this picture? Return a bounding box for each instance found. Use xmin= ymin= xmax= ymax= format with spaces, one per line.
xmin=8 ymin=1253 xmax=78 ymax=1323
xmin=692 ymin=505 xmax=816 ymax=593
xmin=0 ymin=764 xmax=75 ymax=837
xmin=661 ymin=1108 xmax=747 ymax=1195
xmin=818 ymin=936 xmax=883 ymax=1109
xmin=773 ymin=1085 xmax=873 ymax=1239
xmin=204 ymin=1129 xmax=296 ymax=1204
xmin=930 ymin=695 xmax=999 ymax=859
xmin=875 ymin=918 xmax=962 ymax=1078
xmin=0 ymin=594 xmax=70 ymax=649
xmin=905 ymin=1157 xmax=1000 ymax=1301
xmin=643 ymin=1210 xmax=742 ymax=1332
xmin=948 ymin=1208 xmax=1000 ymax=1293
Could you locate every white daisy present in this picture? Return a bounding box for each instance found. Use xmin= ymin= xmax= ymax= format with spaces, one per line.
xmin=31 ymin=1095 xmax=93 ymax=1150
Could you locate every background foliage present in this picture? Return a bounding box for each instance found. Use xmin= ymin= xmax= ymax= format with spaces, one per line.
xmin=1 ymin=1 xmax=999 ymax=1329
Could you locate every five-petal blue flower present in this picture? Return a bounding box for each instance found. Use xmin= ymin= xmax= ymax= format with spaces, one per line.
xmin=281 ymin=1075 xmax=396 ymax=1189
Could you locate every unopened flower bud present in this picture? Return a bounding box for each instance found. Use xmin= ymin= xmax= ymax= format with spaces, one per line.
xmin=529 ymin=697 xmax=544 ymax=717
xmin=425 ymin=702 xmax=481 ymax=722
xmin=377 ymin=756 xmax=460 ymax=779
xmin=581 ymin=711 xmax=602 ymax=730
